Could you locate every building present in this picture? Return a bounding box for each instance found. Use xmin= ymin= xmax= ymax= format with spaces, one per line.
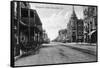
xmin=54 ymin=29 xmax=67 ymax=42
xmin=42 ymin=30 xmax=50 ymax=43
xmin=83 ymin=6 xmax=97 ymax=43
xmin=77 ymin=19 xmax=84 ymax=42
xmin=59 ymin=29 xmax=67 ymax=42
xmin=12 ymin=2 xmax=44 ymax=56
xmin=67 ymin=6 xmax=78 ymax=42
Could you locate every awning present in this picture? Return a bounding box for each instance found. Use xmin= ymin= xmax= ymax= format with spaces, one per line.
xmin=88 ymin=30 xmax=96 ymax=36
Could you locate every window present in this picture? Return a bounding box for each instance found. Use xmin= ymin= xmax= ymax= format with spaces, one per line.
xmin=72 ymin=32 xmax=76 ymax=36
xmin=21 ymin=8 xmax=28 ymax=17
xmin=78 ymin=31 xmax=83 ymax=35
xmin=30 ymin=10 xmax=34 ymax=18
xmin=21 ymin=8 xmax=34 ymax=18
xmin=78 ymin=36 xmax=82 ymax=39
xmin=72 ymin=26 xmax=76 ymax=30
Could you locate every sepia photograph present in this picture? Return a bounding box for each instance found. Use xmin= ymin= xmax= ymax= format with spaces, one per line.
xmin=11 ymin=1 xmax=98 ymax=67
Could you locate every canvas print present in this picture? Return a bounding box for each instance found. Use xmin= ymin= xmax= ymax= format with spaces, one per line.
xmin=11 ymin=1 xmax=98 ymax=67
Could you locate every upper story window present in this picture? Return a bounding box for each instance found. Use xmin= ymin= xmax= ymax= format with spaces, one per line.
xmin=21 ymin=8 xmax=34 ymax=18
xmin=21 ymin=8 xmax=28 ymax=17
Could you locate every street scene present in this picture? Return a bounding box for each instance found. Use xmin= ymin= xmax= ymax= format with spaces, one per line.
xmin=11 ymin=1 xmax=97 ymax=66
xmin=15 ymin=42 xmax=97 ymax=66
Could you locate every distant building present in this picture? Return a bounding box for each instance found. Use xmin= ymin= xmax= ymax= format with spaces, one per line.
xmin=53 ymin=29 xmax=67 ymax=42
xmin=77 ymin=19 xmax=84 ymax=42
xmin=67 ymin=6 xmax=78 ymax=42
xmin=83 ymin=6 xmax=97 ymax=43
xmin=42 ymin=30 xmax=50 ymax=43
xmin=59 ymin=29 xmax=67 ymax=42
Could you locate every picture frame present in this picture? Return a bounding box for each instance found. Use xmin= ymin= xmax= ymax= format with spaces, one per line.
xmin=11 ymin=1 xmax=98 ymax=67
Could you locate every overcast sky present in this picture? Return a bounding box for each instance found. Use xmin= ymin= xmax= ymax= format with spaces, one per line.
xmin=30 ymin=3 xmax=84 ymax=40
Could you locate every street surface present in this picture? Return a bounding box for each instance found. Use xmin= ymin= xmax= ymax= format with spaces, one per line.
xmin=15 ymin=42 xmax=97 ymax=66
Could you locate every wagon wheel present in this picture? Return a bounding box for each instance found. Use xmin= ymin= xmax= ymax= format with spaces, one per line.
xmin=20 ymin=33 xmax=40 ymax=52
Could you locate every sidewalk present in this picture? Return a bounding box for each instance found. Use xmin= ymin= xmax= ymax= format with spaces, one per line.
xmin=61 ymin=43 xmax=97 ymax=56
xmin=63 ymin=42 xmax=96 ymax=45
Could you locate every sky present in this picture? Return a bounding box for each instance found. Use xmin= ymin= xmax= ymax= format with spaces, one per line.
xmin=30 ymin=3 xmax=84 ymax=40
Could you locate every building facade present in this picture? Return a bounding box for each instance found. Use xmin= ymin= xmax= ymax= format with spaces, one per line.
xmin=67 ymin=6 xmax=78 ymax=42
xmin=67 ymin=6 xmax=85 ymax=43
xmin=57 ymin=29 xmax=67 ymax=42
xmin=77 ymin=19 xmax=84 ymax=42
xmin=83 ymin=6 xmax=97 ymax=43
xmin=42 ymin=30 xmax=50 ymax=43
xmin=12 ymin=2 xmax=44 ymax=56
